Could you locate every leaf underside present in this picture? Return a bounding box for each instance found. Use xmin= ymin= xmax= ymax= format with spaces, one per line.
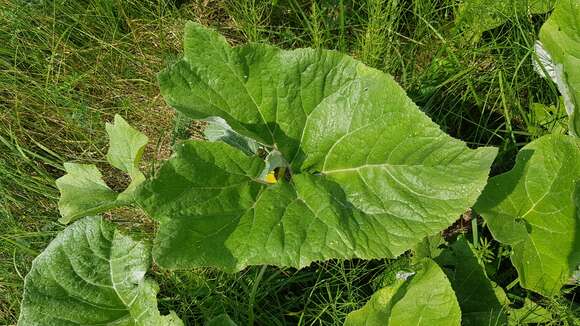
xmin=18 ymin=216 xmax=183 ymax=326
xmin=139 ymin=22 xmax=497 ymax=272
xmin=538 ymin=0 xmax=580 ymax=136
xmin=344 ymin=258 xmax=461 ymax=326
xmin=475 ymin=134 xmax=580 ymax=296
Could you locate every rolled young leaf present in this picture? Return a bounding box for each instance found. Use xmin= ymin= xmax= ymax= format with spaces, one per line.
xmin=18 ymin=216 xmax=183 ymax=325
xmin=344 ymin=258 xmax=461 ymax=326
xmin=475 ymin=134 xmax=580 ymax=296
xmin=204 ymin=116 xmax=260 ymax=156
xmin=143 ymin=22 xmax=497 ymax=271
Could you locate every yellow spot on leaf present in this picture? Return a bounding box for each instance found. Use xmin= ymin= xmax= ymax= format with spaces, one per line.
xmin=264 ymin=171 xmax=277 ymax=184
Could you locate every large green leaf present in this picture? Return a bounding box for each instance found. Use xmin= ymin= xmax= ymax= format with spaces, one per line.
xmin=143 ymin=22 xmax=497 ymax=271
xmin=344 ymin=258 xmax=461 ymax=326
xmin=56 ymin=115 xmax=148 ymax=223
xmin=434 ymin=237 xmax=508 ymax=326
xmin=538 ymin=0 xmax=580 ymax=136
xmin=18 ymin=216 xmax=183 ymax=326
xmin=455 ymin=0 xmax=555 ymax=42
xmin=475 ymin=134 xmax=580 ymax=296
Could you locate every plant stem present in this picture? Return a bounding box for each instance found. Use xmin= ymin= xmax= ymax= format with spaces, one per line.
xmin=338 ymin=0 xmax=345 ymax=52
xmin=471 ymin=215 xmax=479 ymax=249
xmin=506 ymin=277 xmax=519 ymax=291
xmin=248 ymin=265 xmax=267 ymax=326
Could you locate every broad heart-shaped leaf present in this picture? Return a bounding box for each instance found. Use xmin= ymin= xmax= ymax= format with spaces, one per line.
xmin=344 ymin=258 xmax=461 ymax=326
xmin=138 ymin=138 xmax=495 ymax=271
xmin=18 ymin=216 xmax=183 ymax=326
xmin=434 ymin=237 xmax=508 ymax=326
xmin=56 ymin=115 xmax=148 ymax=223
xmin=538 ymin=0 xmax=580 ymax=136
xmin=455 ymin=0 xmax=555 ymax=42
xmin=145 ymin=22 xmax=497 ymax=271
xmin=475 ymin=134 xmax=580 ymax=296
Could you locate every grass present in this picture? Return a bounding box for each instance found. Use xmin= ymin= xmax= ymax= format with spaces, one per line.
xmin=152 ymin=259 xmax=391 ymax=325
xmin=0 ymin=0 xmax=577 ymax=324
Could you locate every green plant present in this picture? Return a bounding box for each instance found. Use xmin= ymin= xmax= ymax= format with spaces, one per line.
xmin=454 ymin=0 xmax=555 ymax=42
xmin=56 ymin=115 xmax=148 ymax=224
xmin=15 ymin=18 xmax=580 ymax=326
xmin=145 ymin=22 xmax=496 ymax=272
xmin=18 ymin=216 xmax=182 ymax=325
xmin=344 ymin=258 xmax=462 ymax=325
xmin=475 ymin=134 xmax=579 ymax=296
xmin=534 ymin=0 xmax=579 ymax=136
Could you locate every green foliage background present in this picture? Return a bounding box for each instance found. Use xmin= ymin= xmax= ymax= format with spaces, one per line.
xmin=0 ymin=0 xmax=578 ymax=324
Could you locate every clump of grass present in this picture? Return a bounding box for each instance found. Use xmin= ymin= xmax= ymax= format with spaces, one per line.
xmin=222 ymin=0 xmax=272 ymax=42
xmin=356 ymin=0 xmax=404 ymax=69
xmin=0 ymin=0 xmax=189 ymax=321
xmin=0 ymin=135 xmax=62 ymax=323
xmin=155 ymin=259 xmax=390 ymax=325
